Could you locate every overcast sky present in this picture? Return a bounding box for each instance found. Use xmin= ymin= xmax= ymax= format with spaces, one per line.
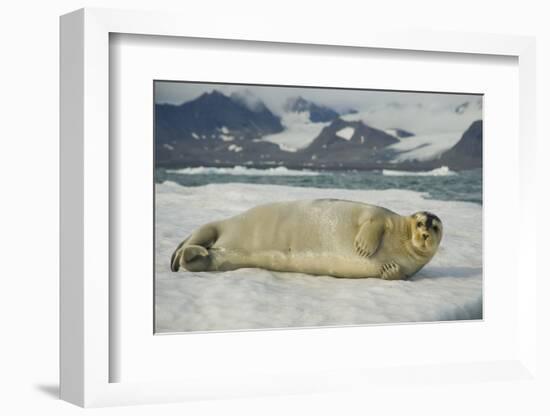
xmin=154 ymin=81 xmax=482 ymax=116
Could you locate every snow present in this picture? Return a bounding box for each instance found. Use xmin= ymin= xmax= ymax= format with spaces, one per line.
xmin=389 ymin=132 xmax=463 ymax=162
xmin=228 ymin=144 xmax=243 ymax=152
xmin=262 ymin=112 xmax=330 ymax=151
xmin=278 ymin=143 xmax=298 ymax=153
xmin=340 ymin=98 xmax=482 ymax=136
xmin=335 ymin=127 xmax=355 ymax=141
xmin=191 ymin=132 xmax=199 ymax=140
xmin=382 ymin=166 xmax=456 ymax=176
xmin=385 ymin=128 xmax=413 ymax=139
xmin=385 ymin=128 xmax=399 ymax=138
xmin=259 ymin=97 xmax=481 ymax=156
xmin=163 ymin=144 xmax=174 ymax=150
xmin=218 ymin=126 xmax=235 ymax=141
xmin=155 ymin=182 xmax=482 ymax=333
xmin=165 ymin=165 xmax=320 ymax=176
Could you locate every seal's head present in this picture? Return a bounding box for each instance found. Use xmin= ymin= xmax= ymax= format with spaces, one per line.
xmin=409 ymin=211 xmax=443 ymax=255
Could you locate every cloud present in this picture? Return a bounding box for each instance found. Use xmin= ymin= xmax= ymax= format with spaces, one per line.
xmin=154 ymin=81 xmax=482 ymax=133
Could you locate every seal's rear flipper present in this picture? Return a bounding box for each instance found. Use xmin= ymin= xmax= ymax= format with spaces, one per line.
xmin=181 ymin=245 xmax=212 ymax=272
xmin=170 ymin=225 xmax=219 ymax=272
xmin=170 ymin=237 xmax=189 ymax=272
xmin=183 ymin=245 xmax=209 ymax=263
xmin=171 ymin=243 xmax=211 ymax=272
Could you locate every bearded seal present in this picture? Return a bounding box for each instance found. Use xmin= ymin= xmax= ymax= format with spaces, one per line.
xmin=170 ymin=199 xmax=442 ymax=280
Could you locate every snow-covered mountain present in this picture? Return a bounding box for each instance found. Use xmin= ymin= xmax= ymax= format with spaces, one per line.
xmin=261 ymin=96 xmax=359 ymax=152
xmin=381 ymin=119 xmax=482 ymax=170
xmin=439 ymin=120 xmax=483 ymax=169
xmin=261 ymin=112 xmax=331 ymax=152
xmin=155 ymin=90 xmax=482 ymax=170
xmin=264 ymin=96 xmax=481 ymax=154
xmin=341 ymin=97 xmax=482 ymax=135
xmin=304 ymin=118 xmax=398 ymax=152
xmin=389 ymin=132 xmax=464 ymax=163
xmin=229 ymin=89 xmax=271 ymax=113
xmin=155 ymin=89 xmax=283 ymax=144
xmin=155 ymin=90 xmax=287 ymax=166
xmin=290 ymin=118 xmax=399 ymax=169
xmin=385 ymin=128 xmax=415 ymax=138
xmin=379 ymin=98 xmax=481 ymax=164
xmin=284 ymin=96 xmax=342 ymax=122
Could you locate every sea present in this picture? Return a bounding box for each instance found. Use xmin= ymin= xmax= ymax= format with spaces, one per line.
xmin=155 ymin=165 xmax=482 ymax=205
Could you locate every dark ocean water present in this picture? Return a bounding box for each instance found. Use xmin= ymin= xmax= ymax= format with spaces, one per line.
xmin=155 ymin=167 xmax=482 ymax=205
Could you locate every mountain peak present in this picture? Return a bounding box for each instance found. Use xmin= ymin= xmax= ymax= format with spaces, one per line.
xmin=155 ymin=89 xmax=283 ymax=145
xmin=230 ymin=90 xmax=268 ymax=112
xmin=439 ymin=120 xmax=482 ymax=169
xmin=285 ymin=96 xmax=309 ymax=111
xmin=305 ymin=117 xmax=399 ymax=153
xmin=195 ymin=89 xmax=232 ymax=104
xmin=285 ymin=96 xmax=341 ymax=123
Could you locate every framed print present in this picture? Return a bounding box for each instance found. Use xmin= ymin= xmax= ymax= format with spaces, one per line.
xmin=153 ymin=81 xmax=483 ymax=334
xmin=60 ymin=8 xmax=537 ymax=407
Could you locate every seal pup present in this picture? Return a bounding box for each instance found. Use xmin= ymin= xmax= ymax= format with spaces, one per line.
xmin=170 ymin=199 xmax=442 ymax=280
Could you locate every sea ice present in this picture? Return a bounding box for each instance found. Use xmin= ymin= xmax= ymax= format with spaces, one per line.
xmin=382 ymin=166 xmax=456 ymax=176
xmin=165 ymin=165 xmax=320 ymax=176
xmin=155 ymin=182 xmax=482 ymax=333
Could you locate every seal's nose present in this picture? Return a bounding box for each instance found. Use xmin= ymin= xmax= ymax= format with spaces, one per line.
xmin=422 ymin=233 xmax=429 ymax=241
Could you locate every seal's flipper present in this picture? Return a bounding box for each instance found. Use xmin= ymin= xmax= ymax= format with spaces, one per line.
xmin=354 ymin=219 xmax=385 ymax=257
xmin=183 ymin=245 xmax=209 ymax=263
xmin=180 ymin=245 xmax=212 ymax=272
xmin=187 ymin=225 xmax=218 ymax=248
xmin=170 ymin=243 xmax=212 ymax=272
xmin=170 ymin=224 xmax=219 ymax=272
xmin=170 ymin=237 xmax=189 ymax=272
xmin=380 ymin=262 xmax=405 ymax=280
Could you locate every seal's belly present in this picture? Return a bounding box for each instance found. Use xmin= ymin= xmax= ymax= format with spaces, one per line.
xmin=209 ymin=246 xmax=385 ymax=278
xmin=280 ymin=250 xmax=382 ymax=278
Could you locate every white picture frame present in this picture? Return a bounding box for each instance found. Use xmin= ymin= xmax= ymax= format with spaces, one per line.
xmin=60 ymin=8 xmax=537 ymax=407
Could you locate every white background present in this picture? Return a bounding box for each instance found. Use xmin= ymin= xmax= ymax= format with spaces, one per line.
xmin=1 ymin=0 xmax=548 ymax=415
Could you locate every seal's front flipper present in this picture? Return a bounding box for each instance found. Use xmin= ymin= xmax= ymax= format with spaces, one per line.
xmin=380 ymin=262 xmax=405 ymax=280
xmin=354 ymin=219 xmax=385 ymax=257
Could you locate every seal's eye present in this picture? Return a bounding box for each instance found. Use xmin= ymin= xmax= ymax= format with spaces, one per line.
xmin=416 ymin=222 xmax=423 ymax=228
xmin=433 ymin=225 xmax=439 ymax=232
